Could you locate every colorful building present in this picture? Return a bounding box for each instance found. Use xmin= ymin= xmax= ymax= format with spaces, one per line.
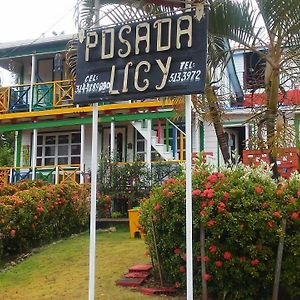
xmin=0 ymin=34 xmax=299 ymax=186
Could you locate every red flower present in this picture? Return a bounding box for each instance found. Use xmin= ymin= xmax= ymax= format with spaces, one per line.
xmin=223 ymin=192 xmax=230 ymax=201
xmin=203 ymin=273 xmax=212 ymax=281
xmin=209 ymin=244 xmax=217 ymax=254
xmin=154 ymin=204 xmax=161 ymax=210
xmin=196 ymin=256 xmax=201 ymax=262
xmin=215 ymin=260 xmax=223 ymax=268
xmin=203 ymin=256 xmax=209 ymax=262
xmin=291 ymin=212 xmax=299 ymax=220
xmin=208 ymin=199 xmax=214 ymax=206
xmin=205 ymin=182 xmax=211 ymax=189
xmin=262 ymin=202 xmax=268 ymax=209
xmin=276 ymin=189 xmax=283 ymax=196
xmin=183 ymin=253 xmax=187 ymax=261
xmin=207 ymin=189 xmax=214 ymax=198
xmin=175 ymin=281 xmax=180 ymax=288
xmin=162 ymin=189 xmax=169 ymax=196
xmin=267 ymin=221 xmax=274 ymax=228
xmin=289 ymin=196 xmax=295 ymax=204
xmin=33 ymin=215 xmax=38 ymax=221
xmin=179 ymin=265 xmax=185 ymax=273
xmin=207 ymin=220 xmax=215 ymax=227
xmin=10 ymin=229 xmax=16 ymax=237
xmin=174 ymin=248 xmax=181 ymax=254
xmin=37 ymin=206 xmax=43 ymax=213
xmin=239 ymin=256 xmax=246 ymax=262
xmin=251 ymin=259 xmax=259 ymax=266
xmin=218 ymin=202 xmax=226 ymax=213
xmin=208 ymin=174 xmax=217 ymax=183
xmin=201 ymin=201 xmax=207 ymax=208
xmin=199 ymin=210 xmax=206 ymax=217
xmin=223 ymin=251 xmax=232 ymax=260
xmin=192 ymin=189 xmax=202 ymax=196
xmin=297 ymin=190 xmax=300 ymax=198
xmin=255 ymin=186 xmax=263 ymax=194
xmin=273 ymin=211 xmax=281 ymax=218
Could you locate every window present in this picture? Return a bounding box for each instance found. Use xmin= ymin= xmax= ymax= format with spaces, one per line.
xmin=36 ymin=132 xmax=81 ymax=166
xmin=244 ymin=52 xmax=266 ymax=90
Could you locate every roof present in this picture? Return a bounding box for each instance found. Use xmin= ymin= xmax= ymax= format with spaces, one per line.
xmin=0 ymin=34 xmax=76 ymax=60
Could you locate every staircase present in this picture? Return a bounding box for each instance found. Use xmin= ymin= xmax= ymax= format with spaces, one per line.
xmin=131 ymin=120 xmax=174 ymax=161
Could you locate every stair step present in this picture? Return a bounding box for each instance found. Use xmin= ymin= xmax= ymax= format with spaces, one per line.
xmin=140 ymin=287 xmax=177 ymax=296
xmin=124 ymin=272 xmax=150 ymax=279
xmin=115 ymin=277 xmax=145 ymax=287
xmin=128 ymin=264 xmax=152 ymax=272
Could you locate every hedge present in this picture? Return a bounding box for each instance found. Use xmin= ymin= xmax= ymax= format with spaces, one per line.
xmin=139 ymin=163 xmax=300 ymax=299
xmin=0 ymin=180 xmax=90 ymax=261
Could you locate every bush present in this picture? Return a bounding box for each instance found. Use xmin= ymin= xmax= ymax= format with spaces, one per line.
xmin=0 ymin=181 xmax=90 ymax=261
xmin=139 ymin=163 xmax=300 ymax=299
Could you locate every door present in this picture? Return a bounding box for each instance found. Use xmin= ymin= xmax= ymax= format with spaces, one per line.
xmin=103 ymin=127 xmax=126 ymax=162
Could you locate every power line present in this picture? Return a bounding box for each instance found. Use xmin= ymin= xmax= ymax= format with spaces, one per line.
xmin=1 ymin=1 xmax=80 ymax=59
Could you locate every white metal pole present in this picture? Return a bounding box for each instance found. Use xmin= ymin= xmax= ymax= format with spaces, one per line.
xmin=80 ymin=124 xmax=85 ymax=184
xmin=245 ymin=124 xmax=250 ymax=149
xmin=185 ymin=95 xmax=193 ymax=300
xmin=29 ymin=53 xmax=36 ymax=112
xmin=146 ymin=119 xmax=152 ymax=170
xmin=110 ymin=121 xmax=115 ymax=160
xmin=32 ymin=128 xmax=37 ymax=180
xmin=14 ymin=131 xmax=18 ymax=168
xmin=89 ymin=103 xmax=98 ymax=300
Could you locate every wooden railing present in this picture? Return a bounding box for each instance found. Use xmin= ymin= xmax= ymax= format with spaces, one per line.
xmin=0 ymin=80 xmax=74 ymax=113
xmin=0 ymin=164 xmax=81 ymax=187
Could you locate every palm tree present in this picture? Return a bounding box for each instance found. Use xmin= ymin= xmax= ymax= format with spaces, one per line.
xmin=209 ymin=0 xmax=300 ymax=178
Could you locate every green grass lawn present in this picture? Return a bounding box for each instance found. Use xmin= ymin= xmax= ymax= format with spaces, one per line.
xmin=0 ymin=227 xmax=183 ymax=300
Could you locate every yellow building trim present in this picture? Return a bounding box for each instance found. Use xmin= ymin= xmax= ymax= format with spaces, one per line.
xmin=0 ymin=100 xmax=174 ymax=121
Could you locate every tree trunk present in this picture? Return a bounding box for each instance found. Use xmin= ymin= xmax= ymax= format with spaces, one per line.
xmin=265 ymin=66 xmax=280 ymax=179
xmin=205 ymin=84 xmax=231 ymax=164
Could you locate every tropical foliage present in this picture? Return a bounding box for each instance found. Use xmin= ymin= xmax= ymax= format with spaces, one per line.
xmin=139 ymin=162 xmax=300 ymax=299
xmin=0 ymin=180 xmax=90 ymax=261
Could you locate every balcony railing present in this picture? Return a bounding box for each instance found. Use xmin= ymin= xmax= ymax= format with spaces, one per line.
xmin=0 ymin=80 xmax=74 ymax=113
xmin=0 ymin=164 xmax=81 ymax=187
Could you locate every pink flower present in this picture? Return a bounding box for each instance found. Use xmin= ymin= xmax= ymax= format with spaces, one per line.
xmin=218 ymin=202 xmax=226 ymax=213
xmin=192 ymin=189 xmax=202 ymax=196
xmin=175 ymin=281 xmax=180 ymax=288
xmin=207 ymin=189 xmax=214 ymax=198
xmin=179 ymin=265 xmax=185 ymax=273
xmin=251 ymin=259 xmax=259 ymax=266
xmin=223 ymin=251 xmax=232 ymax=260
xmin=291 ymin=212 xmax=299 ymax=220
xmin=239 ymin=256 xmax=246 ymax=262
xmin=208 ymin=174 xmax=218 ymax=183
xmin=201 ymin=201 xmax=207 ymax=208
xmin=154 ymin=204 xmax=161 ymax=210
xmin=255 ymin=186 xmax=263 ymax=194
xmin=215 ymin=260 xmax=223 ymax=268
xmin=174 ymin=248 xmax=181 ymax=254
xmin=203 ymin=256 xmax=209 ymax=262
xmin=205 ymin=182 xmax=211 ymax=189
xmin=203 ymin=273 xmax=212 ymax=281
xmin=207 ymin=220 xmax=215 ymax=227
xmin=223 ymin=192 xmax=230 ymax=201
xmin=208 ymin=199 xmax=214 ymax=206
xmin=273 ymin=211 xmax=281 ymax=218
xmin=209 ymin=244 xmax=217 ymax=254
xmin=199 ymin=210 xmax=206 ymax=217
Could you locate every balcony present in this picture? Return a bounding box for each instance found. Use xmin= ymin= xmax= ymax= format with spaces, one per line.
xmin=0 ymin=80 xmax=74 ymax=113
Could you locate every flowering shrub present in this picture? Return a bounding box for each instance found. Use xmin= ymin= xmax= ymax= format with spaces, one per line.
xmin=139 ymin=164 xmax=300 ymax=299
xmin=0 ymin=181 xmax=90 ymax=261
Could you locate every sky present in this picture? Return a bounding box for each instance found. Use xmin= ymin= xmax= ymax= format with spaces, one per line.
xmin=0 ymin=0 xmax=77 ymax=43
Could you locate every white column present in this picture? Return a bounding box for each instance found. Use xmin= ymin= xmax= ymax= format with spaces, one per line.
xmin=89 ymin=103 xmax=98 ymax=300
xmin=110 ymin=121 xmax=115 ymax=160
xmin=14 ymin=131 xmax=18 ymax=168
xmin=245 ymin=124 xmax=250 ymax=149
xmin=29 ymin=53 xmax=36 ymax=112
xmin=146 ymin=119 xmax=152 ymax=170
xmin=185 ymin=95 xmax=193 ymax=300
xmin=31 ymin=128 xmax=37 ymax=180
xmin=194 ymin=117 xmax=201 ymax=154
xmin=80 ymin=124 xmax=85 ymax=184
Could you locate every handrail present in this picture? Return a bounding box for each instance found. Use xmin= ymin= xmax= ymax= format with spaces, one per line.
xmin=167 ymin=118 xmax=186 ymax=136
